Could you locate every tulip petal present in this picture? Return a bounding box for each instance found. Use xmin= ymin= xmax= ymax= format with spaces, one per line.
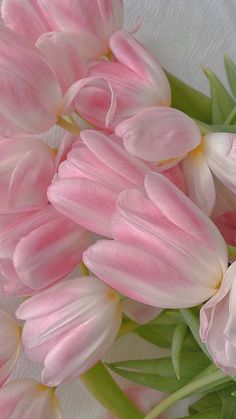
xmin=110 ymin=29 xmax=171 ymax=106
xmin=83 ymin=240 xmax=217 ymax=308
xmin=181 ymin=150 xmax=216 ymax=215
xmin=204 ymin=133 xmax=236 ymax=194
xmin=144 ymin=172 xmax=228 ymax=272
xmin=48 ymin=178 xmax=117 ymax=237
xmin=122 ymin=299 xmax=162 ymax=324
xmin=1 ymin=0 xmax=51 ymax=43
xmin=1 ymin=259 xmax=33 ymax=296
xmin=13 ymin=212 xmax=90 ymax=290
xmin=115 ymin=107 xmax=201 ymax=163
xmin=37 ymin=32 xmax=86 ymax=94
xmin=0 ymin=310 xmax=21 ymax=386
xmin=0 ymin=25 xmax=62 ymax=136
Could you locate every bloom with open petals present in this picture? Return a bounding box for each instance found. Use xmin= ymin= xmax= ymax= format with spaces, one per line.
xmin=83 ymin=173 xmax=228 ymax=308
xmin=0 ymin=379 xmax=61 ymax=419
xmin=16 ymin=276 xmax=122 ymax=386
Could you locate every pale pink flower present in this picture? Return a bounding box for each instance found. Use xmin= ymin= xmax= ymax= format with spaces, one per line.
xmin=2 ymin=0 xmax=123 ymax=59
xmin=0 ymin=136 xmax=90 ymax=296
xmin=214 ymin=211 xmax=236 ymax=247
xmin=16 ymin=276 xmax=122 ymax=386
xmin=0 ymin=310 xmax=21 ymax=386
xmin=76 ymin=29 xmax=171 ymax=130
xmin=83 ymin=172 xmax=228 ymax=308
xmin=48 ymin=130 xmax=185 ymax=237
xmin=200 ymin=262 xmax=236 ymax=376
xmin=0 ymin=379 xmax=61 ymax=419
xmin=182 ymin=133 xmax=236 ymax=215
xmin=115 ymin=107 xmax=201 ymax=167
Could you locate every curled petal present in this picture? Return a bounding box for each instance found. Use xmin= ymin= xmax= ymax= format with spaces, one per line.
xmin=115 ymin=107 xmax=201 ymax=163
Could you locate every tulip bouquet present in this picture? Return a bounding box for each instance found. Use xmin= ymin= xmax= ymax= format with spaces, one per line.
xmin=1 ymin=0 xmax=236 ymax=418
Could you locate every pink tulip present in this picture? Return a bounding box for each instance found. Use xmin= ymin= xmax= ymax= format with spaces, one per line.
xmin=76 ymin=30 xmax=171 ymax=130
xmin=0 ymin=136 xmax=54 ymax=209
xmin=48 ymin=130 xmax=185 ymax=237
xmin=0 ymin=24 xmax=63 ymax=137
xmin=182 ymin=133 xmax=236 ymax=215
xmin=0 ymin=379 xmax=61 ymax=419
xmin=200 ymin=262 xmax=236 ymax=376
xmin=115 ymin=107 xmax=201 ymax=167
xmin=16 ymin=276 xmax=122 ymax=386
xmin=0 ymin=310 xmax=21 ymax=386
xmin=0 ymin=136 xmax=90 ymax=296
xmin=2 ymin=0 xmax=124 ymax=58
xmin=83 ymin=172 xmax=228 ymax=308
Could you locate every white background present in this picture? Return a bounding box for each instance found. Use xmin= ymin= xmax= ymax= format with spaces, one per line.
xmin=1 ymin=0 xmax=236 ymax=417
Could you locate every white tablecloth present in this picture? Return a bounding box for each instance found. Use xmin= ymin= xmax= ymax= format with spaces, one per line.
xmin=1 ymin=0 xmax=236 ymax=417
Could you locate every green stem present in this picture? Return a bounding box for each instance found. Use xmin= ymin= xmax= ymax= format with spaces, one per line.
xmin=144 ymin=369 xmax=226 ymax=419
xmin=80 ymin=362 xmax=143 ymax=419
xmin=57 ymin=116 xmax=81 ymax=136
xmin=227 ymin=244 xmax=236 ymax=258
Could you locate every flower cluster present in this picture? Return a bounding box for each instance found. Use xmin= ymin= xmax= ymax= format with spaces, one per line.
xmin=1 ymin=0 xmax=236 ymax=418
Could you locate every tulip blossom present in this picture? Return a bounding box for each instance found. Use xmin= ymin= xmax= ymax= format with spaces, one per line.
xmin=182 ymin=133 xmax=236 ymax=215
xmin=83 ymin=172 xmax=228 ymax=308
xmin=16 ymin=276 xmax=122 ymax=386
xmin=200 ymin=262 xmax=236 ymax=376
xmin=0 ymin=310 xmax=21 ymax=386
xmin=0 ymin=379 xmax=61 ymax=419
xmin=2 ymin=0 xmax=123 ymax=59
xmin=0 ymin=136 xmax=90 ymax=296
xmin=115 ymin=106 xmax=201 ymax=168
xmin=0 ymin=136 xmax=54 ymax=209
xmin=76 ymin=29 xmax=171 ymax=130
xmin=48 ymin=130 xmax=185 ymax=237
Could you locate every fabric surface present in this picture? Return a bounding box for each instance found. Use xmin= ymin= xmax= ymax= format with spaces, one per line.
xmin=1 ymin=0 xmax=236 ymax=417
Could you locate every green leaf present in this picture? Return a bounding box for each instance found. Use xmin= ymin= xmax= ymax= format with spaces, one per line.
xmin=218 ymin=386 xmax=236 ymax=419
xmin=180 ymin=309 xmax=210 ymax=359
xmin=107 ymin=352 xmax=210 ymax=393
xmin=135 ymin=323 xmax=175 ymax=348
xmin=179 ymin=410 xmax=221 ymax=419
xmin=171 ymin=323 xmax=187 ymax=379
xmin=189 ymin=392 xmax=221 ymax=414
xmin=203 ymin=67 xmax=236 ymax=124
xmin=165 ymin=71 xmax=212 ymax=123
xmin=196 ymin=120 xmax=236 ymax=133
xmin=150 ymin=309 xmax=185 ymax=325
xmin=224 ymin=54 xmax=236 ymax=98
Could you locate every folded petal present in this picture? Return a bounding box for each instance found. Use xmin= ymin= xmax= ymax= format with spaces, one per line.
xmin=181 ymin=149 xmax=216 ymax=215
xmin=0 ymin=379 xmax=61 ymax=419
xmin=1 ymin=259 xmax=33 ymax=296
xmin=0 ymin=25 xmax=62 ymax=136
xmin=110 ymin=29 xmax=171 ymax=106
xmin=122 ymin=299 xmax=162 ymax=324
xmin=48 ymin=178 xmax=117 ymax=237
xmin=37 ymin=32 xmax=86 ymax=94
xmin=115 ymin=107 xmax=201 ymax=163
xmin=204 ymin=133 xmax=236 ymax=195
xmin=1 ymin=0 xmax=51 ymax=43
